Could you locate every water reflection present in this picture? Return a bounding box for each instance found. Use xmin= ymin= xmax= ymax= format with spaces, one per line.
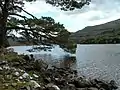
xmin=34 ymin=54 xmax=77 ymax=69
xmin=59 ymin=56 xmax=76 ymax=68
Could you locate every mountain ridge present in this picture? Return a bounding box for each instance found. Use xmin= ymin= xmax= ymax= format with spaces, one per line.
xmin=70 ymin=18 xmax=120 ymax=43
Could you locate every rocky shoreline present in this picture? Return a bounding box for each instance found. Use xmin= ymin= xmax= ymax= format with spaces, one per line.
xmin=0 ymin=52 xmax=118 ymax=90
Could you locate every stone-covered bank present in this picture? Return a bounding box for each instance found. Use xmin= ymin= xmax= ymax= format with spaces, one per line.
xmin=0 ymin=50 xmax=118 ymax=90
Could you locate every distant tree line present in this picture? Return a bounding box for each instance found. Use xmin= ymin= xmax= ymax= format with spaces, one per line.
xmin=79 ymin=29 xmax=120 ymax=44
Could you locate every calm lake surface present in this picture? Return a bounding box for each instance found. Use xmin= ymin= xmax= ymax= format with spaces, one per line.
xmin=76 ymin=44 xmax=120 ymax=88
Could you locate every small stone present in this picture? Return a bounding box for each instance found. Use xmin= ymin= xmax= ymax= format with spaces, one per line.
xmin=26 ymin=86 xmax=31 ymax=90
xmin=68 ymin=84 xmax=76 ymax=90
xmin=52 ymin=85 xmax=60 ymax=90
xmin=46 ymin=83 xmax=60 ymax=90
xmin=3 ymin=65 xmax=10 ymax=70
xmin=44 ymin=77 xmax=51 ymax=83
xmin=68 ymin=84 xmax=75 ymax=87
xmin=6 ymin=75 xmax=12 ymax=79
xmin=19 ymin=76 xmax=23 ymax=80
xmin=14 ymin=72 xmax=19 ymax=77
xmin=109 ymin=80 xmax=118 ymax=89
xmin=11 ymin=83 xmax=17 ymax=87
xmin=19 ymin=86 xmax=28 ymax=90
xmin=7 ymin=48 xmax=14 ymax=52
xmin=55 ymin=78 xmax=59 ymax=81
xmin=20 ymin=69 xmax=24 ymax=73
xmin=22 ymin=72 xmax=29 ymax=78
xmin=12 ymin=62 xmax=20 ymax=66
xmin=0 ymin=61 xmax=7 ymax=65
xmin=33 ymin=74 xmax=39 ymax=78
xmin=30 ymin=76 xmax=33 ymax=80
xmin=15 ymin=79 xmax=20 ymax=82
xmin=4 ymin=83 xmax=9 ymax=87
xmin=11 ymin=67 xmax=16 ymax=71
xmin=30 ymin=80 xmax=41 ymax=88
xmin=0 ymin=67 xmax=3 ymax=70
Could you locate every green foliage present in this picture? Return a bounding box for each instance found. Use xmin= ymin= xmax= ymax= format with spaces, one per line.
xmin=46 ymin=0 xmax=91 ymax=11
xmin=16 ymin=17 xmax=67 ymax=45
xmin=0 ymin=50 xmax=23 ymax=62
xmin=0 ymin=0 xmax=88 ymax=49
xmin=4 ymin=53 xmax=22 ymax=62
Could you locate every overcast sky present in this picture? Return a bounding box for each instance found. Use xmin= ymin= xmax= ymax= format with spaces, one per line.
xmin=22 ymin=0 xmax=120 ymax=32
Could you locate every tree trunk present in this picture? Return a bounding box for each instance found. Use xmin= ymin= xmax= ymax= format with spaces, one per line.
xmin=0 ymin=16 xmax=9 ymax=48
xmin=0 ymin=25 xmax=9 ymax=48
xmin=0 ymin=0 xmax=10 ymax=48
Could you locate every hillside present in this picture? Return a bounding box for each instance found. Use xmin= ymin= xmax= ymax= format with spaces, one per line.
xmin=70 ymin=19 xmax=120 ymax=44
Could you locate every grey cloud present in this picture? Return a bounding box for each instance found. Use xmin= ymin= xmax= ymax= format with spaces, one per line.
xmin=89 ymin=16 xmax=103 ymax=21
xmin=63 ymin=0 xmax=120 ymax=22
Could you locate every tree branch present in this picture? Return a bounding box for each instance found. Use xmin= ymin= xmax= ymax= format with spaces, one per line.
xmin=9 ymin=13 xmax=28 ymax=19
xmin=7 ymin=26 xmax=56 ymax=41
xmin=13 ymin=6 xmax=37 ymax=19
xmin=6 ymin=26 xmax=36 ymax=31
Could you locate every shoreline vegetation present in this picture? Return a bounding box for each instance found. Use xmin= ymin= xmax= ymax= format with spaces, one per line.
xmin=79 ymin=37 xmax=120 ymax=44
xmin=0 ymin=48 xmax=118 ymax=90
xmin=71 ymin=29 xmax=120 ymax=44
